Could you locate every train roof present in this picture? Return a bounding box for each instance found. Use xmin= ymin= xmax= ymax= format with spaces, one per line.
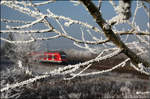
xmin=29 ymin=50 xmax=66 ymax=55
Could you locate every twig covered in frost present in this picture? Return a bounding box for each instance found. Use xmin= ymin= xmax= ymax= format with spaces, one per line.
xmin=64 ymin=64 xmax=92 ymax=80
xmin=87 ymin=29 xmax=100 ymax=41
xmin=132 ymin=1 xmax=140 ymax=25
xmin=109 ymin=0 xmax=132 ymax=25
xmin=141 ymin=1 xmax=150 ymax=18
xmin=127 ymin=21 xmax=150 ymax=46
xmin=0 ymin=34 xmax=61 ymax=44
xmin=70 ymin=0 xmax=80 ymax=6
xmin=60 ymin=33 xmax=109 ymax=45
xmin=1 ymin=1 xmax=42 ymax=18
xmin=0 ymin=29 xmax=52 ymax=34
xmin=73 ymin=58 xmax=130 ymax=77
xmin=1 ymin=18 xmax=31 ymax=24
xmin=136 ymin=91 xmax=150 ymax=95
xmin=117 ymin=30 xmax=150 ymax=36
xmin=6 ymin=16 xmax=45 ymax=30
xmin=0 ymin=37 xmax=35 ymax=44
xmin=74 ymin=27 xmax=97 ymax=53
xmin=6 ymin=0 xmax=55 ymax=7
xmin=2 ymin=1 xmax=102 ymax=34
xmin=46 ymin=9 xmax=101 ymax=33
xmin=0 ymin=74 xmax=50 ymax=92
xmin=117 ymin=0 xmax=131 ymax=20
xmin=31 ymin=0 xmax=56 ymax=6
xmin=130 ymin=62 xmax=150 ymax=75
xmin=1 ymin=30 xmax=108 ymax=44
xmin=109 ymin=0 xmax=117 ymax=8
xmin=55 ymin=16 xmax=68 ymax=35
xmin=72 ymin=56 xmax=150 ymax=77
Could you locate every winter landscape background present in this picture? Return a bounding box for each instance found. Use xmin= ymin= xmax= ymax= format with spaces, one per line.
xmin=1 ymin=1 xmax=150 ymax=98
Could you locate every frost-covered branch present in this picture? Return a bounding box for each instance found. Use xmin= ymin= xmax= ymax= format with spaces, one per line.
xmin=1 ymin=18 xmax=32 ymax=24
xmin=30 ymin=0 xmax=56 ymax=6
xmin=0 ymin=35 xmax=60 ymax=44
xmin=80 ymin=0 xmax=150 ymax=68
xmin=0 ymin=29 xmax=52 ymax=34
xmin=73 ymin=58 xmax=130 ymax=77
xmin=109 ymin=0 xmax=131 ymax=25
xmin=6 ymin=16 xmax=45 ymax=30
xmin=141 ymin=1 xmax=150 ymax=18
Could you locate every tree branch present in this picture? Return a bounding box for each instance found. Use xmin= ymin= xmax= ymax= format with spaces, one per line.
xmin=79 ymin=0 xmax=150 ymax=68
xmin=117 ymin=31 xmax=150 ymax=36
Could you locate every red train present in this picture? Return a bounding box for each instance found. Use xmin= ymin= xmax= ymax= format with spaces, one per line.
xmin=28 ymin=51 xmax=67 ymax=64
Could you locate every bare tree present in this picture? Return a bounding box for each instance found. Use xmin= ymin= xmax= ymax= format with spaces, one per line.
xmin=0 ymin=0 xmax=150 ymax=92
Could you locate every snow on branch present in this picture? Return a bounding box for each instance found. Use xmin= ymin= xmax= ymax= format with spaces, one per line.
xmin=0 ymin=35 xmax=60 ymax=44
xmin=74 ymin=58 xmax=130 ymax=77
xmin=109 ymin=0 xmax=131 ymax=25
xmin=1 ymin=18 xmax=32 ymax=24
xmin=31 ymin=0 xmax=56 ymax=6
xmin=46 ymin=9 xmax=101 ymax=33
xmin=0 ymin=29 xmax=52 ymax=34
xmin=6 ymin=16 xmax=46 ymax=30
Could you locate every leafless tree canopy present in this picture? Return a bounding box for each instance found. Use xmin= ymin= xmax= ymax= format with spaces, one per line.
xmin=0 ymin=0 xmax=150 ymax=92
